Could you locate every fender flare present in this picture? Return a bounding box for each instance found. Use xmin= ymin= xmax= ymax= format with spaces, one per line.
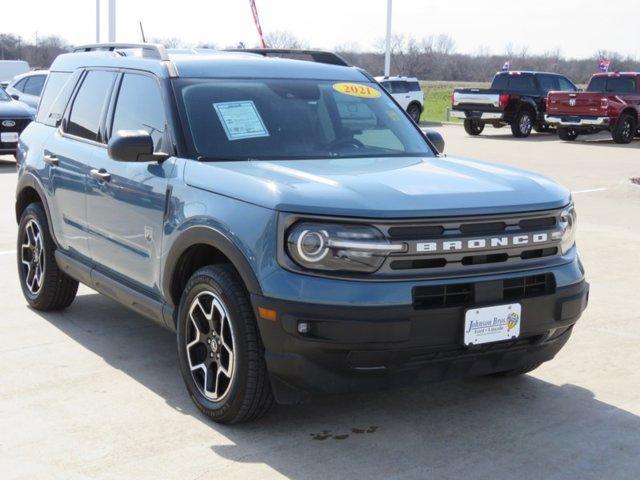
xmin=15 ymin=172 xmax=58 ymax=244
xmin=519 ymin=97 xmax=540 ymax=118
xmin=162 ymin=225 xmax=262 ymax=306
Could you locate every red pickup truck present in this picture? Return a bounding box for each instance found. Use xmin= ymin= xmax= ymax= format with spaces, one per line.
xmin=545 ymin=72 xmax=640 ymax=143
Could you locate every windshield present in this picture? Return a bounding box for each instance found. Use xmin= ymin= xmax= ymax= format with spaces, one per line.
xmin=175 ymin=78 xmax=434 ymax=160
xmin=0 ymin=89 xmax=9 ymax=101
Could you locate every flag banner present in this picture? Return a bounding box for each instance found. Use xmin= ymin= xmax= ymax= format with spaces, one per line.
xmin=598 ymin=58 xmax=610 ymax=72
xmin=501 ymin=60 xmax=511 ymax=72
xmin=249 ymin=0 xmax=267 ymax=48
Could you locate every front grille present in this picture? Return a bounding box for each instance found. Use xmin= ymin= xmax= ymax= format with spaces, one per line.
xmin=503 ymin=274 xmax=555 ymax=300
xmin=0 ymin=118 xmax=30 ymax=148
xmin=412 ymin=273 xmax=556 ymax=310
xmin=413 ymin=283 xmax=473 ymax=309
xmin=376 ymin=209 xmax=565 ymax=277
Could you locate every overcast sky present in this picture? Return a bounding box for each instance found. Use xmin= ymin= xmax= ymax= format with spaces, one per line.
xmin=3 ymin=0 xmax=639 ymax=59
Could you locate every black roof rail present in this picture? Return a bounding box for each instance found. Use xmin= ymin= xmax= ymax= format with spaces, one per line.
xmin=72 ymin=43 xmax=170 ymax=61
xmin=224 ymin=48 xmax=349 ymax=67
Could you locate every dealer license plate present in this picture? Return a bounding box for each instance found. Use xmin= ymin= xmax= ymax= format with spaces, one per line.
xmin=1 ymin=132 xmax=19 ymax=143
xmin=464 ymin=303 xmax=521 ymax=346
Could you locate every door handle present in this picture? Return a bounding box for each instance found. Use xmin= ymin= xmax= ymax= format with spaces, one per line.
xmin=90 ymin=168 xmax=111 ymax=182
xmin=43 ymin=153 xmax=59 ymax=166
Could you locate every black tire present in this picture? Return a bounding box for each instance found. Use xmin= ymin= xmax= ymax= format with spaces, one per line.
xmin=511 ymin=110 xmax=534 ymax=138
xmin=488 ymin=362 xmax=543 ymax=377
xmin=463 ymin=119 xmax=485 ymax=136
xmin=17 ymin=202 xmax=78 ymax=311
xmin=612 ymin=113 xmax=637 ymax=144
xmin=407 ymin=103 xmax=422 ymax=123
xmin=558 ymin=127 xmax=579 ymax=141
xmin=176 ymin=265 xmax=273 ymax=424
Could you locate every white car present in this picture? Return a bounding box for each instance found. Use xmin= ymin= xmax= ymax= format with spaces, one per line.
xmin=376 ymin=76 xmax=424 ymax=123
xmin=6 ymin=70 xmax=49 ymax=109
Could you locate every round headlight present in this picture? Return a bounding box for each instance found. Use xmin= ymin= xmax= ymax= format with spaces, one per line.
xmin=559 ymin=204 xmax=577 ymax=254
xmin=296 ymin=229 xmax=329 ymax=262
xmin=286 ymin=222 xmax=405 ymax=273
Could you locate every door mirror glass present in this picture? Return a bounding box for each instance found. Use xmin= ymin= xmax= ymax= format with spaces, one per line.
xmin=423 ymin=129 xmax=445 ymax=153
xmin=108 ymin=130 xmax=168 ymax=162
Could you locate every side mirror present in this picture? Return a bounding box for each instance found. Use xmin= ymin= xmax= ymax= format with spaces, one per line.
xmin=11 ymin=94 xmax=20 ymax=101
xmin=423 ymin=129 xmax=445 ymax=154
xmin=108 ymin=130 xmax=168 ymax=162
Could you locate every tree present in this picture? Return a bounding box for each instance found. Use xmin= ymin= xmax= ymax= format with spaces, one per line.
xmin=263 ymin=30 xmax=309 ymax=49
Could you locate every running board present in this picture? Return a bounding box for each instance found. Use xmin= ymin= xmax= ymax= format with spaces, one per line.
xmin=55 ymin=250 xmax=175 ymax=331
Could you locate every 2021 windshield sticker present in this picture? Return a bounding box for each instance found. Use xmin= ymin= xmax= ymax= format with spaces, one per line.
xmin=213 ymin=101 xmax=270 ymax=141
xmin=333 ymin=83 xmax=381 ymax=99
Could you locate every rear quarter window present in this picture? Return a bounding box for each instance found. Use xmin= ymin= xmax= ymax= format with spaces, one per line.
xmin=36 ymin=71 xmax=80 ymax=126
xmin=507 ymin=75 xmax=535 ymax=91
xmin=587 ymin=77 xmax=607 ymax=92
xmin=408 ymin=81 xmax=422 ymax=92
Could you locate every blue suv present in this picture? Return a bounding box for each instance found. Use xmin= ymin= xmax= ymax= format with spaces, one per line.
xmin=15 ymin=44 xmax=589 ymax=424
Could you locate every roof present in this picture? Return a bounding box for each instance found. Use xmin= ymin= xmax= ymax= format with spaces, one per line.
xmin=11 ymin=70 xmax=49 ymax=81
xmin=590 ymin=71 xmax=640 ymax=77
xmin=495 ymin=71 xmax=567 ymax=76
xmin=50 ymin=44 xmax=368 ymax=82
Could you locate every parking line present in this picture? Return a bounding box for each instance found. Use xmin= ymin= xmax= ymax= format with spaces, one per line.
xmin=571 ymin=188 xmax=608 ymax=194
xmin=0 ymin=250 xmax=16 ymax=256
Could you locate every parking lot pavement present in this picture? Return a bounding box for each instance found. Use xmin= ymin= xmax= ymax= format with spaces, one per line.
xmin=1 ymin=128 xmax=639 ymax=480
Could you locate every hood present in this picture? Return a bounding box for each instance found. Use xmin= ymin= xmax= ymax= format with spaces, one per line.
xmin=0 ymin=99 xmax=35 ymax=118
xmin=184 ymin=156 xmax=570 ymax=218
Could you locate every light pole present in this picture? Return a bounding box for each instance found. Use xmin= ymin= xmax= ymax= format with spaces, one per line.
xmin=96 ymin=0 xmax=100 ymax=42
xmin=384 ymin=0 xmax=393 ymax=77
xmin=108 ymin=0 xmax=116 ymax=42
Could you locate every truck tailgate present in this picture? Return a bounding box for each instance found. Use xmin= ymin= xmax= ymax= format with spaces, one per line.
xmin=547 ymin=92 xmax=603 ymax=116
xmin=453 ymin=90 xmax=501 ymax=109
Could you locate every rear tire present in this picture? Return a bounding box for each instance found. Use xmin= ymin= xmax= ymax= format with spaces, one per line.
xmin=463 ymin=119 xmax=484 ymax=136
xmin=558 ymin=127 xmax=579 ymax=141
xmin=612 ymin=113 xmax=637 ymax=144
xmin=17 ymin=203 xmax=78 ymax=311
xmin=488 ymin=362 xmax=543 ymax=377
xmin=511 ymin=110 xmax=533 ymax=138
xmin=407 ymin=103 xmax=422 ymax=123
xmin=176 ymin=265 xmax=273 ymax=424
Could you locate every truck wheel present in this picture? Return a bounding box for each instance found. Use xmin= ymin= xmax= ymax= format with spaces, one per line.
xmin=407 ymin=103 xmax=422 ymax=123
xmin=463 ymin=119 xmax=484 ymax=136
xmin=612 ymin=114 xmax=637 ymax=144
xmin=17 ymin=203 xmax=78 ymax=310
xmin=558 ymin=127 xmax=579 ymax=141
xmin=488 ymin=362 xmax=542 ymax=377
xmin=511 ymin=111 xmax=533 ymax=138
xmin=176 ymin=265 xmax=273 ymax=424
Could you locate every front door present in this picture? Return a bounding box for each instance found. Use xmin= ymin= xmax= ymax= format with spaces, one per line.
xmin=85 ymin=72 xmax=175 ymax=295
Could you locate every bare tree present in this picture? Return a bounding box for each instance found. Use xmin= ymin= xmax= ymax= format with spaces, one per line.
xmin=262 ymin=31 xmax=309 ymax=49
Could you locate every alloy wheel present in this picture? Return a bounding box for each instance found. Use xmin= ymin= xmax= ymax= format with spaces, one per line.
xmin=520 ymin=114 xmax=532 ymax=134
xmin=20 ymin=219 xmax=45 ymax=296
xmin=186 ymin=291 xmax=236 ymax=401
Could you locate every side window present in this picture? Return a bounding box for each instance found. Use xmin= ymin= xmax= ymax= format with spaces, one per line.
xmin=508 ymin=75 xmax=535 ymax=91
xmin=587 ymin=77 xmax=606 ymax=92
xmin=36 ymin=71 xmax=81 ymax=126
xmin=408 ymin=81 xmax=422 ymax=92
xmin=557 ymin=77 xmax=577 ymax=92
xmin=605 ymin=78 xmax=637 ymax=93
xmin=391 ymin=81 xmax=409 ymax=94
xmin=23 ymin=75 xmax=46 ymax=96
xmin=66 ymin=70 xmax=116 ymax=142
xmin=110 ymin=73 xmax=166 ymax=151
xmin=13 ymin=78 xmax=27 ymax=92
xmin=381 ymin=81 xmax=392 ymax=93
xmin=537 ymin=75 xmax=557 ymax=93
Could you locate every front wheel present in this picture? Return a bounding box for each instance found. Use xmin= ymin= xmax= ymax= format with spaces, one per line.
xmin=176 ymin=265 xmax=273 ymax=424
xmin=17 ymin=203 xmax=78 ymax=310
xmin=463 ymin=119 xmax=485 ymax=136
xmin=612 ymin=113 xmax=637 ymax=144
xmin=511 ymin=111 xmax=533 ymax=138
xmin=558 ymin=127 xmax=579 ymax=141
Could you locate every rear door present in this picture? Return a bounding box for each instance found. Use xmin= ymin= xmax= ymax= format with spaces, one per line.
xmin=44 ymin=69 xmax=117 ymax=260
xmin=390 ymin=81 xmax=411 ymax=109
xmin=85 ymin=71 xmax=175 ymax=295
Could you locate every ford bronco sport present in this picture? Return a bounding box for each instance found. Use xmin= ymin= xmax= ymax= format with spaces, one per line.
xmin=15 ymin=44 xmax=589 ymax=424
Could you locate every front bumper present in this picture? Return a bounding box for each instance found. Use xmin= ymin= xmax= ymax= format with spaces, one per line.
xmin=545 ymin=115 xmax=610 ymax=128
xmin=451 ymin=110 xmax=504 ymax=121
xmin=253 ymin=279 xmax=589 ymax=404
